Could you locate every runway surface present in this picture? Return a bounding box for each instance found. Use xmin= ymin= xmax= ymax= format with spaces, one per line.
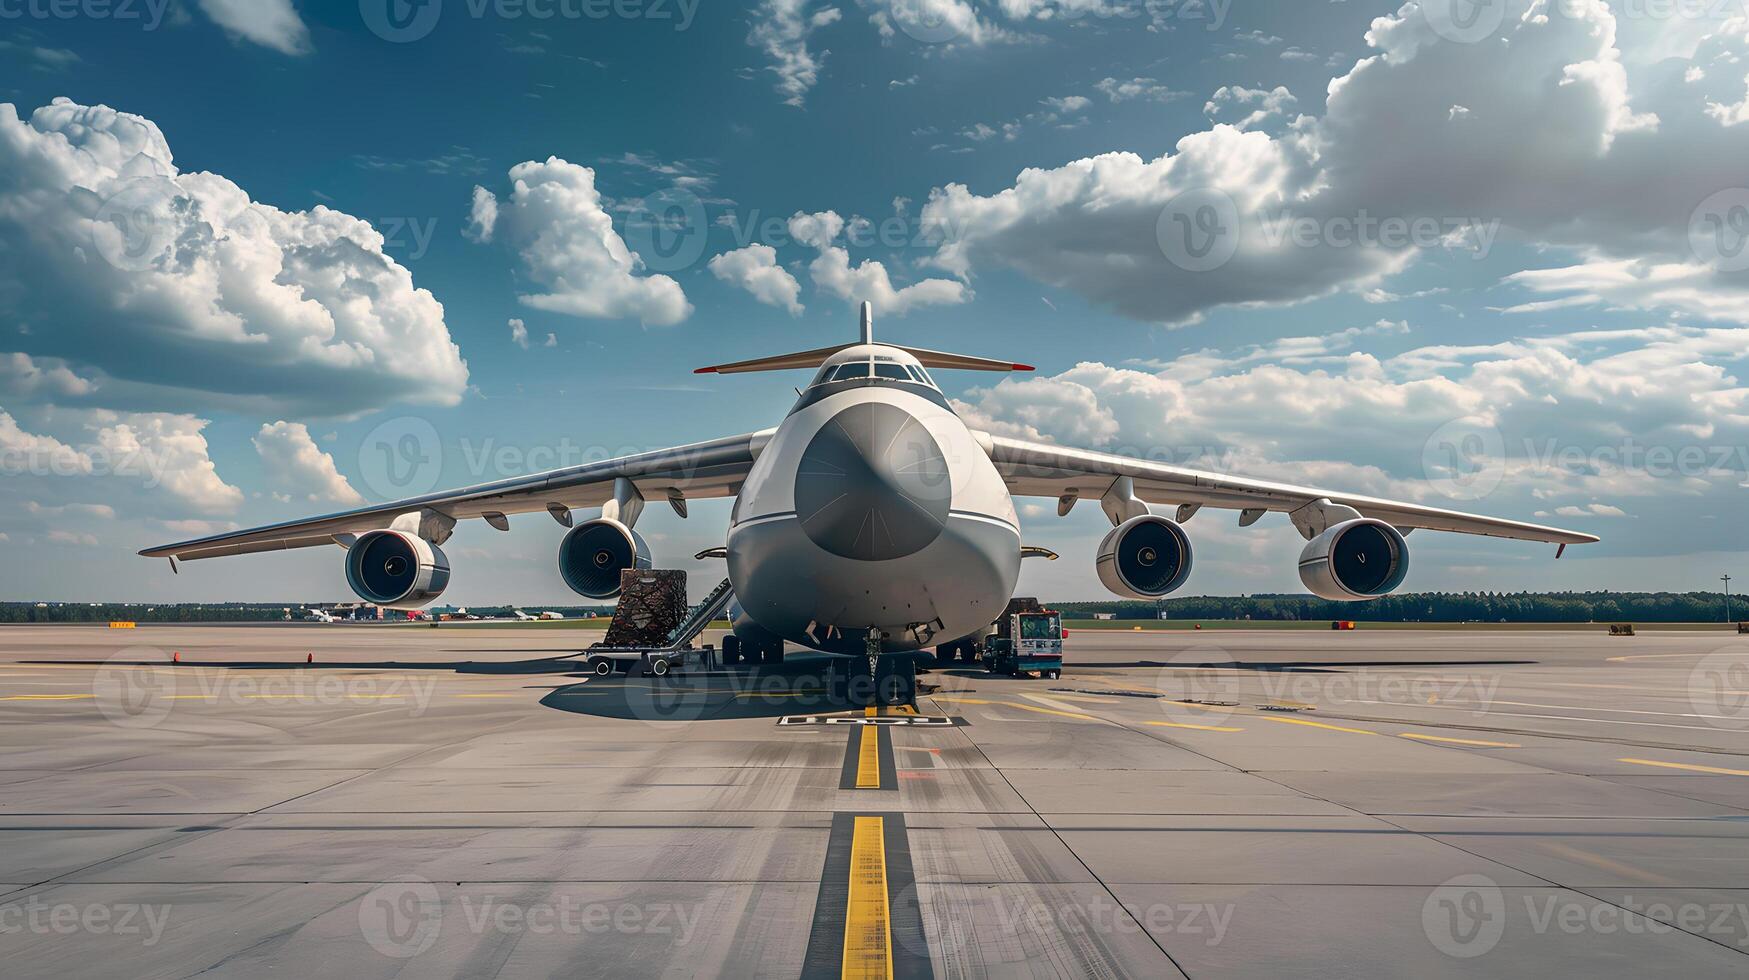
xmin=2 ymin=623 xmax=1748 ymax=978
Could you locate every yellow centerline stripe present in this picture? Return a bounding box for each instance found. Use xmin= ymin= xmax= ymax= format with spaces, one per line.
xmin=1619 ymin=757 xmax=1749 ymax=776
xmin=1146 ymin=720 xmax=1244 ymax=733
xmin=842 ymin=816 xmax=893 ymax=980
xmin=856 ymin=729 xmax=882 ymax=790
xmin=0 ymin=694 xmax=94 ymax=700
xmin=1262 ymin=716 xmax=1377 ymax=735
xmin=1399 ymin=732 xmax=1520 ymax=747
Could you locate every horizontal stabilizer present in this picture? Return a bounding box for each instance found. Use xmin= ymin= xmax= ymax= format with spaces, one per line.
xmin=695 ymin=343 xmax=1031 ymax=375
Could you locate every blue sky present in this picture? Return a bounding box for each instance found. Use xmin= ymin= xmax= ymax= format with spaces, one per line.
xmin=2 ymin=0 xmax=1748 ymax=603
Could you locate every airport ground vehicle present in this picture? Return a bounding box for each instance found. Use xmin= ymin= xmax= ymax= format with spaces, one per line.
xmin=983 ymin=599 xmax=1065 ymax=679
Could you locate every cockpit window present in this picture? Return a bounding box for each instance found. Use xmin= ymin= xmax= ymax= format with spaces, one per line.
xmin=808 ymin=359 xmax=937 ymax=389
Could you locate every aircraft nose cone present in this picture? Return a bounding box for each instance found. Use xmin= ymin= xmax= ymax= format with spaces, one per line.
xmin=794 ymin=402 xmax=952 ymax=561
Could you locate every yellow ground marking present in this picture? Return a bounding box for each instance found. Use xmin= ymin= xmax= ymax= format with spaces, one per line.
xmin=842 ymin=816 xmax=893 ymax=980
xmin=1619 ymin=758 xmax=1749 ymax=776
xmin=1398 ymin=733 xmax=1520 ymax=748
xmin=1028 ymin=692 xmax=1125 ymax=705
xmin=0 ymin=694 xmax=94 ymax=701
xmin=866 ymin=706 xmax=879 ymax=718
xmin=856 ymin=728 xmax=882 ymax=789
xmin=1263 ymin=716 xmax=1377 ymax=735
xmin=1536 ymin=841 xmax=1679 ymax=887
xmin=890 ymin=704 xmax=919 ymax=715
xmin=1145 ymin=720 xmax=1245 ymax=733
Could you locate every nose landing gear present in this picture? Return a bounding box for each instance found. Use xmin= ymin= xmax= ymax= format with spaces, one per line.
xmin=830 ymin=628 xmax=919 ymax=707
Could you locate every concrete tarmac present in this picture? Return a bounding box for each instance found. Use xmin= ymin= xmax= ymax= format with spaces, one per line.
xmin=1 ymin=623 xmax=1747 ymax=978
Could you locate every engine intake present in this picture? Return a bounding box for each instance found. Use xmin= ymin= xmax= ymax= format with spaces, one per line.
xmin=1297 ymin=518 xmax=1409 ymax=601
xmin=558 ymin=519 xmax=651 ymax=599
xmin=1096 ymin=514 xmax=1193 ymax=599
xmin=344 ymin=529 xmax=450 ymax=609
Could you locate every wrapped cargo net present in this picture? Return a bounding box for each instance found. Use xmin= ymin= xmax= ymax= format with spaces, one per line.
xmin=599 ymin=570 xmax=688 ymax=649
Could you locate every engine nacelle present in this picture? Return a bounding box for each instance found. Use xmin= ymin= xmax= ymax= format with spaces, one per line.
xmin=558 ymin=518 xmax=651 ymax=599
xmin=344 ymin=529 xmax=450 ymax=609
xmin=1297 ymin=518 xmax=1409 ymax=601
xmin=1096 ymin=514 xmax=1193 ymax=599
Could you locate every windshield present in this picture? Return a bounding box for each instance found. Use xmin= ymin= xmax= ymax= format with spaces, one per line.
xmin=1019 ymin=614 xmax=1060 ymax=640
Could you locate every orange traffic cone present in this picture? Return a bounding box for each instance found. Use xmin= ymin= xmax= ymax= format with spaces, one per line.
xmin=172 ymin=651 xmax=180 ymax=663
xmin=306 ymin=653 xmax=314 ymax=664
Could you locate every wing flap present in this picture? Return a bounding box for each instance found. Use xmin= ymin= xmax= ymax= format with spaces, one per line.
xmin=140 ymin=431 xmax=767 ymax=562
xmin=986 ymin=436 xmax=1599 ymax=546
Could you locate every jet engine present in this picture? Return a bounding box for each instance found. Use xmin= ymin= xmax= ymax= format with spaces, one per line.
xmin=1297 ymin=518 xmax=1409 ymax=600
xmin=558 ymin=518 xmax=651 ymax=599
xmin=344 ymin=529 xmax=450 ymax=609
xmin=1096 ymin=514 xmax=1193 ymax=599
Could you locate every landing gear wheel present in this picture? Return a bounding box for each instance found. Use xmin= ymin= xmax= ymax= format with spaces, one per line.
xmin=587 ymin=656 xmax=614 ymax=677
xmin=765 ymin=641 xmax=785 ymax=666
xmin=721 ymin=635 xmax=742 ymax=666
xmin=1045 ymin=669 xmax=1061 ymax=680
xmin=645 ymin=656 xmax=672 ymax=678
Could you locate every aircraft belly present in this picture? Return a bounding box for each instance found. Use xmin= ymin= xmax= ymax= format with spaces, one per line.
xmin=727 ymin=511 xmax=1019 ymax=653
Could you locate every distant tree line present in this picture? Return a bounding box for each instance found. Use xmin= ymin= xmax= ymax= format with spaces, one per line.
xmin=4 ymin=591 xmax=1742 ymax=624
xmin=1052 ymin=591 xmax=1744 ymax=624
xmin=0 ymin=603 xmax=611 ymax=624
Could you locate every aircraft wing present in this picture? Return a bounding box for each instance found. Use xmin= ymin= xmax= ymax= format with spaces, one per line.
xmin=140 ymin=430 xmax=771 ymax=562
xmin=984 ymin=435 xmax=1599 ymax=546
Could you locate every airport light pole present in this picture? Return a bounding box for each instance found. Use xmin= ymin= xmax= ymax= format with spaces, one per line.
xmin=1724 ymin=574 xmax=1735 ymax=624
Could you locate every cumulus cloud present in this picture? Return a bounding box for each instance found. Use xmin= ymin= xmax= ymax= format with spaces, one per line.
xmin=509 ymin=318 xmax=530 ymax=349
xmin=253 ymin=421 xmax=364 ymax=505
xmin=921 ymin=2 xmax=1749 ymax=325
xmin=1204 ymin=85 xmax=1297 ymax=131
xmin=786 ymin=210 xmax=969 ymax=315
xmin=709 ymin=244 xmax=805 ymax=315
xmin=469 ymin=158 xmax=692 ymax=326
xmin=197 ymin=0 xmax=311 ymax=55
xmin=0 ymin=353 xmax=95 ymax=400
xmin=0 ymin=99 xmax=469 ymax=416
xmin=955 ymin=321 xmax=1749 ymax=554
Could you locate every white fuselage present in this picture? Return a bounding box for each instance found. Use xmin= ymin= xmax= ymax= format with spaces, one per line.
xmin=725 ymin=352 xmax=1021 ymax=653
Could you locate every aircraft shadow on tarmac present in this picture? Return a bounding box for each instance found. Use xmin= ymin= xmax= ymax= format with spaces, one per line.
xmin=541 ymin=653 xmax=874 ymax=722
xmin=1073 ymin=659 xmax=1538 ymax=672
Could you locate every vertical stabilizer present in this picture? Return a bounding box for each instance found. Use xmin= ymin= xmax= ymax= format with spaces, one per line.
xmin=859 ymin=301 xmax=873 ymax=345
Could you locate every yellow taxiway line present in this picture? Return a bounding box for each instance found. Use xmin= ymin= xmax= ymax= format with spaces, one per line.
xmin=842 ymin=816 xmax=893 ymax=979
xmin=1619 ymin=757 xmax=1749 ymax=776
xmin=1398 ymin=732 xmax=1520 ymax=748
xmin=856 ymin=728 xmax=882 ymax=790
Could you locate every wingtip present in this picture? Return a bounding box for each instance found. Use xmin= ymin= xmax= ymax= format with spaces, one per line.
xmin=693 ymin=366 xmax=718 ymax=375
xmin=1012 ymin=363 xmax=1036 ymax=372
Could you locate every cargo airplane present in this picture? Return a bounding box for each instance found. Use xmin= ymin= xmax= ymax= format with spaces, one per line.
xmin=144 ymin=303 xmax=1597 ymax=668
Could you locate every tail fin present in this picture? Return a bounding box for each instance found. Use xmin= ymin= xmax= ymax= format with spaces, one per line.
xmin=694 ymin=302 xmax=1034 ymax=375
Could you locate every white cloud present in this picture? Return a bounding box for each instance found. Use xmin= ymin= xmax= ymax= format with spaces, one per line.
xmin=921 ymin=2 xmax=1749 ymax=326
xmin=509 ymin=318 xmax=530 ymax=349
xmin=470 ymin=158 xmax=692 ymax=326
xmin=748 ymin=0 xmax=844 ymax=106
xmin=466 ymin=185 xmax=499 ymax=243
xmin=1204 ymin=85 xmax=1297 ymax=131
xmin=0 ymin=353 xmax=96 ymax=400
xmin=0 ymin=100 xmax=468 ymax=416
xmin=1041 ymin=95 xmax=1091 ymax=114
xmin=709 ymin=244 xmax=805 ymax=315
xmin=197 ymin=0 xmax=311 ymax=55
xmin=787 ymin=210 xmax=969 ymax=315
xmin=95 ymin=413 xmax=244 ymax=513
xmin=253 ymin=421 xmax=364 ymax=505
xmin=1094 ymin=77 xmax=1188 ymax=103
